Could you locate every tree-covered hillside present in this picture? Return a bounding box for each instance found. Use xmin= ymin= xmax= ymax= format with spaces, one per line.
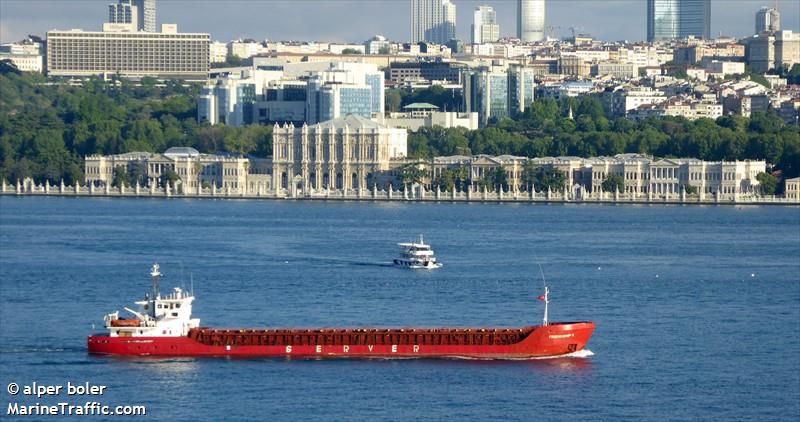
xmin=0 ymin=72 xmax=271 ymax=184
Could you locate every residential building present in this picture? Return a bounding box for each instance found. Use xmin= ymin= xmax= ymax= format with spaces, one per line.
xmin=517 ymin=0 xmax=545 ymax=43
xmin=209 ymin=42 xmax=228 ymax=63
xmin=84 ymin=147 xmax=270 ymax=193
xmin=364 ymin=35 xmax=392 ymax=55
xmin=745 ymin=30 xmax=800 ymax=72
xmin=778 ymin=98 xmax=800 ymax=124
xmin=228 ymin=40 xmax=265 ymax=59
xmin=704 ymin=60 xmax=745 ymax=77
xmin=647 ymin=0 xmax=711 ymax=42
xmin=388 ymin=61 xmax=465 ymax=84
xmin=630 ymin=98 xmax=722 ymax=120
xmin=411 ymin=0 xmax=456 ymax=44
xmin=602 ymin=87 xmax=668 ymax=118
xmin=441 ymin=0 xmax=457 ymax=43
xmin=755 ymin=7 xmax=780 ymax=34
xmin=0 ymin=40 xmax=43 ymax=71
xmin=775 ymin=30 xmax=800 ymax=71
xmin=472 ymin=6 xmax=500 ymax=45
xmin=46 ymin=25 xmax=209 ymax=79
xmin=271 ymin=115 xmax=408 ymax=192
xmin=744 ymin=33 xmax=775 ymax=72
xmin=108 ymin=0 xmax=156 ymax=32
xmin=722 ymin=94 xmax=770 ymax=118
xmin=591 ymin=62 xmax=637 ymax=79
xmin=558 ymin=55 xmax=591 ymax=77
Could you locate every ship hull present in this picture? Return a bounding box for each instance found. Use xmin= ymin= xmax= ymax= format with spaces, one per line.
xmin=88 ymin=322 xmax=595 ymax=359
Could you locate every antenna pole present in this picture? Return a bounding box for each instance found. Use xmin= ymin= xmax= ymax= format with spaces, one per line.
xmin=150 ymin=263 xmax=161 ymax=319
xmin=543 ymin=286 xmax=549 ymax=326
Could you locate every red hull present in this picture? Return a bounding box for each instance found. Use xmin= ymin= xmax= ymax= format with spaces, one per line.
xmin=88 ymin=322 xmax=595 ymax=359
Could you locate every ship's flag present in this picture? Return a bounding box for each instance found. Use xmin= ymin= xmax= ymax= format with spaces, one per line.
xmin=537 ymin=295 xmax=546 ymax=301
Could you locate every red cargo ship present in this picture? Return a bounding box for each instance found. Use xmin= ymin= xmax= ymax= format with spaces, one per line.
xmin=88 ymin=265 xmax=595 ymax=359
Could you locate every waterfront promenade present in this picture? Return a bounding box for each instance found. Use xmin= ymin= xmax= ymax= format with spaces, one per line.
xmin=2 ymin=179 xmax=797 ymax=205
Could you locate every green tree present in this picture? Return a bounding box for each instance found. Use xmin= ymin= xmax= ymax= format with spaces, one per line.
xmin=480 ymin=167 xmax=509 ymax=192
xmin=386 ymin=89 xmax=403 ymax=112
xmin=522 ymin=162 xmax=566 ymax=191
xmin=111 ymin=166 xmax=130 ymax=187
xmin=159 ymin=169 xmax=180 ymax=188
xmin=400 ymin=163 xmax=426 ymax=185
xmin=602 ymin=174 xmax=625 ymax=193
xmin=341 ymin=48 xmax=362 ymax=55
xmin=756 ymin=172 xmax=777 ymax=195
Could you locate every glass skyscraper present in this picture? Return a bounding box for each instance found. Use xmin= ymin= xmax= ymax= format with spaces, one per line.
xmin=517 ymin=0 xmax=545 ymax=43
xmin=647 ymin=0 xmax=710 ymax=42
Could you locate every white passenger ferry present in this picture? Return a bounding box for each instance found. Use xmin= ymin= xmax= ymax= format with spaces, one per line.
xmin=393 ymin=235 xmax=442 ymax=269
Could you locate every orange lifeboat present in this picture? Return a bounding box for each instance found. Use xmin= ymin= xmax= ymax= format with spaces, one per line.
xmin=110 ymin=319 xmax=141 ymax=327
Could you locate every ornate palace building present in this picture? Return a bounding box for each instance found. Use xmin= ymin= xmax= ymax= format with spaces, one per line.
xmin=84 ymin=147 xmax=271 ymax=193
xmin=271 ymin=115 xmax=407 ymax=192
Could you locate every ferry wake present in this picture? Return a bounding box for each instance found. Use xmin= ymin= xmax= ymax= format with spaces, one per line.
xmin=87 ymin=265 xmax=595 ymax=359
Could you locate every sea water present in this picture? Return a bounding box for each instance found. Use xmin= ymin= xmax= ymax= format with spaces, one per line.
xmin=1 ymin=197 xmax=798 ymax=420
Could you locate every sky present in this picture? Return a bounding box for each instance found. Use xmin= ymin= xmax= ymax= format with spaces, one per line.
xmin=1 ymin=0 xmax=798 ymax=44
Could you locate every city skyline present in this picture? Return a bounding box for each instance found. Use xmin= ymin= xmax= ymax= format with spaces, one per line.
xmin=1 ymin=0 xmax=799 ymax=44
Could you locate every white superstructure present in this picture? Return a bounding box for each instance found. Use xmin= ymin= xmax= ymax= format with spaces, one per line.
xmin=394 ymin=235 xmax=442 ymax=269
xmin=102 ymin=264 xmax=200 ymax=338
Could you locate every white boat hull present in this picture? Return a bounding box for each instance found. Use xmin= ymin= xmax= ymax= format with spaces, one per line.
xmin=393 ymin=259 xmax=442 ymax=269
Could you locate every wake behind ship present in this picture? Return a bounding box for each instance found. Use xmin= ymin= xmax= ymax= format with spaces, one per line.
xmin=87 ymin=265 xmax=595 ymax=359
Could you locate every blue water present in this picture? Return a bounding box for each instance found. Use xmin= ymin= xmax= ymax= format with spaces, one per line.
xmin=1 ymin=197 xmax=798 ymax=420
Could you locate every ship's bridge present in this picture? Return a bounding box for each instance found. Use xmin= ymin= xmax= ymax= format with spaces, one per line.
xmin=103 ymin=264 xmax=201 ymax=338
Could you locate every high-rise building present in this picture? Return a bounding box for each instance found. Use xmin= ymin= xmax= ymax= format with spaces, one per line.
xmin=647 ymin=0 xmax=710 ymax=42
xmin=411 ymin=0 xmax=456 ymax=44
xmin=472 ymin=5 xmax=500 ymax=44
xmin=108 ymin=0 xmax=156 ymax=32
xmin=755 ymin=7 xmax=780 ymax=34
xmin=441 ymin=0 xmax=457 ymax=43
xmin=109 ymin=1 xmax=138 ymax=30
xmin=517 ymin=0 xmax=545 ymax=43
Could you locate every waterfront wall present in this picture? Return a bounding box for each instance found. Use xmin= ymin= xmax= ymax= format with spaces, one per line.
xmin=2 ymin=179 xmax=798 ymax=205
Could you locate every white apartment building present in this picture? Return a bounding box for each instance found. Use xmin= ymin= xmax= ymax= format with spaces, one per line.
xmin=603 ymin=87 xmax=668 ymax=117
xmin=412 ymin=0 xmax=456 ymax=44
xmin=209 ymin=42 xmax=228 ymax=63
xmin=704 ymin=60 xmax=745 ymax=77
xmin=228 ymin=40 xmax=266 ymax=59
xmin=0 ymin=53 xmax=42 ymax=72
xmin=472 ymin=6 xmax=500 ymax=45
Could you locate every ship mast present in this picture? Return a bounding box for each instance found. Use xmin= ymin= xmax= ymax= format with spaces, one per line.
xmin=542 ymin=286 xmax=549 ymax=326
xmin=150 ymin=263 xmax=161 ymax=319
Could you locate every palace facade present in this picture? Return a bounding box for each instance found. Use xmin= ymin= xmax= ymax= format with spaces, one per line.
xmin=271 ymin=115 xmax=407 ymax=192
